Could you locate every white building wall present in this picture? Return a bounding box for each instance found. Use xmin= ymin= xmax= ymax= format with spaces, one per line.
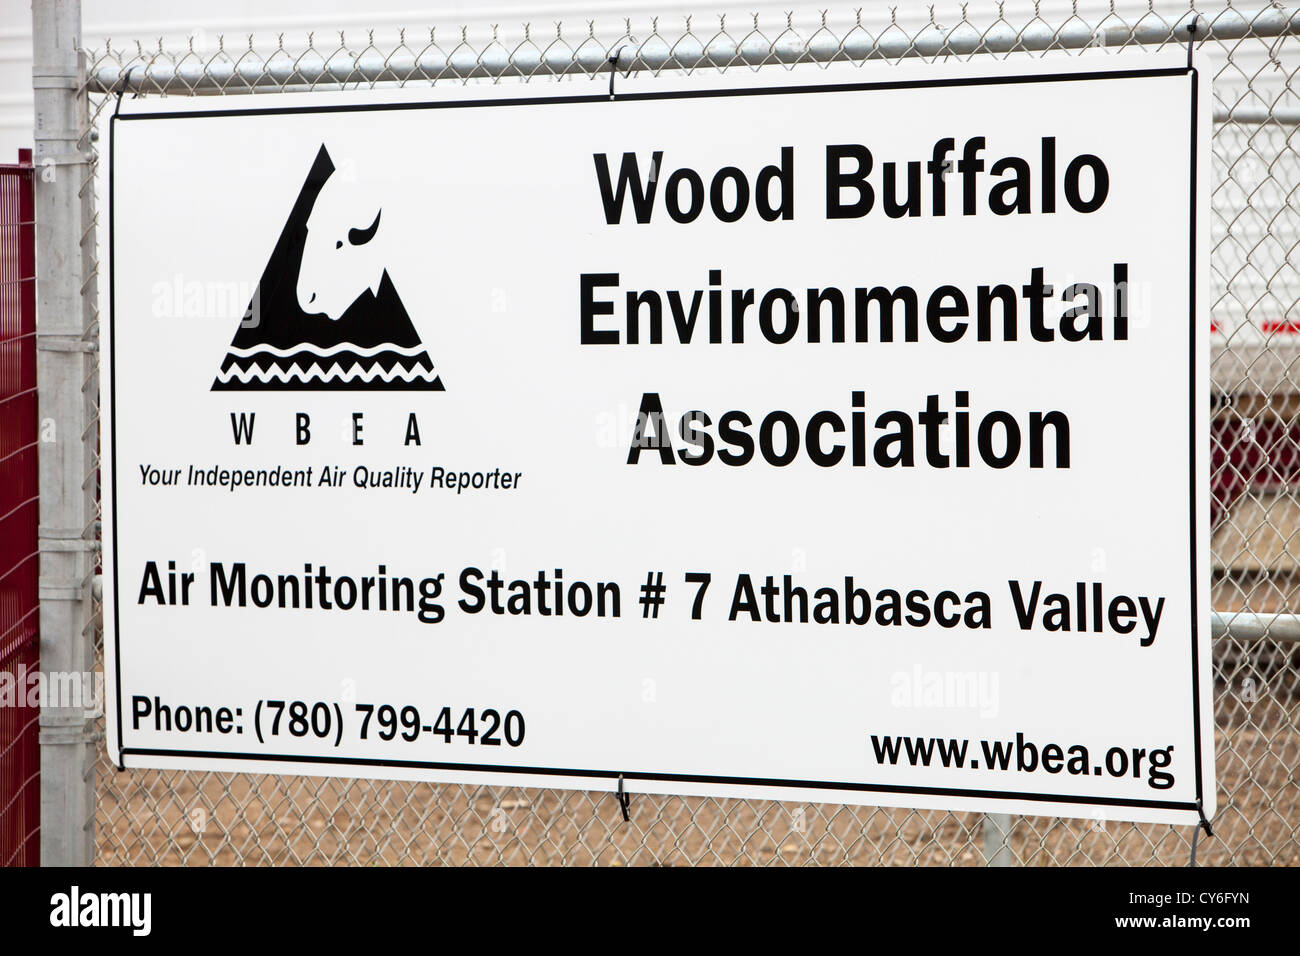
xmin=2 ymin=1 xmax=1222 ymax=161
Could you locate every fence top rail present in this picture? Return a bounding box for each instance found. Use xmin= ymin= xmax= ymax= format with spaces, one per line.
xmin=83 ymin=4 xmax=1300 ymax=96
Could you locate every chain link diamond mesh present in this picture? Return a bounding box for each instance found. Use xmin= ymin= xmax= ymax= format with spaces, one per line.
xmin=76 ymin=3 xmax=1300 ymax=866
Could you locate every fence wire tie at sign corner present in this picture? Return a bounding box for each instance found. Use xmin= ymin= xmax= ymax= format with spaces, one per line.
xmin=24 ymin=2 xmax=1299 ymax=867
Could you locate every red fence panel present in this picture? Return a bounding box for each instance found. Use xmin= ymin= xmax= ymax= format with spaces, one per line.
xmin=0 ymin=149 xmax=38 ymax=867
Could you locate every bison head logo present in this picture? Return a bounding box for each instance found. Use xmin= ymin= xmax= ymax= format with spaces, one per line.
xmin=296 ymin=168 xmax=386 ymax=320
xmin=211 ymin=143 xmax=443 ymax=391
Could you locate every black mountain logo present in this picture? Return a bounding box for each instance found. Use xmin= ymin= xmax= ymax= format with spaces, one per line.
xmin=212 ymin=144 xmax=443 ymax=391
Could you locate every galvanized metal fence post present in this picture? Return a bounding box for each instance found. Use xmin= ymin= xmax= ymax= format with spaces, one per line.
xmin=982 ymin=812 xmax=1013 ymax=867
xmin=33 ymin=0 xmax=94 ymax=867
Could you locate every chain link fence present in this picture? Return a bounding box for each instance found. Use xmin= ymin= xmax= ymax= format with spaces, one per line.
xmin=71 ymin=3 xmax=1300 ymax=865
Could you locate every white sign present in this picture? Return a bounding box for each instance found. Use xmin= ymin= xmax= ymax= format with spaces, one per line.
xmin=102 ymin=56 xmax=1212 ymax=825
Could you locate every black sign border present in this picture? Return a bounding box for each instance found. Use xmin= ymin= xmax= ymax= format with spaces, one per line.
xmin=107 ymin=65 xmax=1205 ymax=818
